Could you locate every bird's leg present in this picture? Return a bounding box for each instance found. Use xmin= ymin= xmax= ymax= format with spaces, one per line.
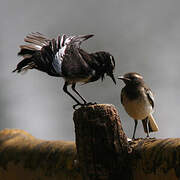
xmin=72 ymin=84 xmax=97 ymax=106
xmin=86 ymin=102 xmax=97 ymax=106
xmin=145 ymin=117 xmax=150 ymax=138
xmin=71 ymin=84 xmax=87 ymax=104
xmin=63 ymin=82 xmax=83 ymax=109
xmin=132 ymin=119 xmax=138 ymax=140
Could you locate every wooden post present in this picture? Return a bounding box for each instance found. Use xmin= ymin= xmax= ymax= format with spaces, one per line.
xmin=73 ymin=104 xmax=131 ymax=180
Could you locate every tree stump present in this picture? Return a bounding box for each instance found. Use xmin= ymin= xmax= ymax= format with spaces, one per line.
xmin=73 ymin=104 xmax=131 ymax=180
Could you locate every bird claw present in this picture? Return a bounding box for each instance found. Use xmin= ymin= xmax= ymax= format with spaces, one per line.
xmin=85 ymin=102 xmax=97 ymax=106
xmin=73 ymin=102 xmax=97 ymax=110
xmin=73 ymin=103 xmax=83 ymax=110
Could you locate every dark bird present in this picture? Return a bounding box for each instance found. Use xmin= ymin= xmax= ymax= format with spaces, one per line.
xmin=118 ymin=72 xmax=158 ymax=139
xmin=13 ymin=32 xmax=116 ymax=109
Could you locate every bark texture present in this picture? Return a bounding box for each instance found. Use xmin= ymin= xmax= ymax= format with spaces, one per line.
xmin=73 ymin=104 xmax=180 ymax=180
xmin=0 ymin=104 xmax=180 ymax=180
xmin=130 ymin=138 xmax=180 ymax=180
xmin=73 ymin=104 xmax=131 ymax=180
xmin=0 ymin=129 xmax=82 ymax=180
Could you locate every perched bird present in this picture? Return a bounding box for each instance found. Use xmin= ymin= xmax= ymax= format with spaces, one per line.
xmin=118 ymin=72 xmax=158 ymax=139
xmin=13 ymin=32 xmax=116 ymax=109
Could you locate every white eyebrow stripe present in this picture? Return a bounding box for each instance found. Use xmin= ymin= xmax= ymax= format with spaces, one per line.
xmin=134 ymin=74 xmax=143 ymax=79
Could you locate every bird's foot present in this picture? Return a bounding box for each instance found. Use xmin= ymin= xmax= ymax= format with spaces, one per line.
xmin=85 ymin=102 xmax=97 ymax=106
xmin=73 ymin=103 xmax=84 ymax=110
xmin=73 ymin=102 xmax=97 ymax=110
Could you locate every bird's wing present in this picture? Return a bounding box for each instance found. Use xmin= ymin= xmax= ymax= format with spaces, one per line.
xmin=56 ymin=34 xmax=94 ymax=59
xmin=13 ymin=33 xmax=94 ymax=78
xmin=61 ymin=47 xmax=93 ymax=80
xmin=18 ymin=32 xmax=50 ymax=56
xmin=64 ymin=34 xmax=94 ymax=48
xmin=56 ymin=35 xmax=94 ymax=79
xmin=145 ymin=88 xmax=154 ymax=108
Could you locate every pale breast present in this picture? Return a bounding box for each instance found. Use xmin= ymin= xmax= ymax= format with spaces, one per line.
xmin=122 ymin=94 xmax=153 ymax=120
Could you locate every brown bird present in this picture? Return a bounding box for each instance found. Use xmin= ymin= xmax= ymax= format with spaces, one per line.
xmin=118 ymin=72 xmax=159 ymax=139
xmin=13 ymin=32 xmax=116 ymax=109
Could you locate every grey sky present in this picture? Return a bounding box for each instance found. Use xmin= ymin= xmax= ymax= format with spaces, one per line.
xmin=1 ymin=0 xmax=180 ymax=140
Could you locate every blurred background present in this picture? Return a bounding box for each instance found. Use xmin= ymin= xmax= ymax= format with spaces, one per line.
xmin=1 ymin=0 xmax=180 ymax=140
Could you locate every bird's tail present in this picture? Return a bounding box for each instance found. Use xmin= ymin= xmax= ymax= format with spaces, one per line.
xmin=12 ymin=32 xmax=56 ymax=74
xmin=142 ymin=114 xmax=159 ymax=133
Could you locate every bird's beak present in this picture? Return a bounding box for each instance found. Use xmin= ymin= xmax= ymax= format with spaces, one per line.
xmin=109 ymin=73 xmax=116 ymax=84
xmin=118 ymin=76 xmax=131 ymax=82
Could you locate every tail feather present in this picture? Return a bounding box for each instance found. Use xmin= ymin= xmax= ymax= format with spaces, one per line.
xmin=24 ymin=37 xmax=47 ymax=47
xmin=71 ymin=34 xmax=94 ymax=47
xmin=12 ymin=58 xmax=35 ymax=73
xmin=17 ymin=33 xmax=48 ymax=57
xmin=142 ymin=114 xmax=159 ymax=133
xmin=50 ymin=38 xmax=58 ymax=54
xmin=25 ymin=32 xmax=50 ymax=44
xmin=57 ymin=35 xmax=61 ymax=49
xmin=18 ymin=45 xmax=40 ymax=56
xmin=148 ymin=114 xmax=159 ymax=132
xmin=13 ymin=32 xmax=51 ymax=73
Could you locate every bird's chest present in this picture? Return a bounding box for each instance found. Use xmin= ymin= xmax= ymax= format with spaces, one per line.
xmin=64 ymin=75 xmax=93 ymax=84
xmin=122 ymin=91 xmax=152 ymax=120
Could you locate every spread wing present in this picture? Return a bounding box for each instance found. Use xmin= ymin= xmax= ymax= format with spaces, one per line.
xmin=60 ymin=35 xmax=95 ymax=79
xmin=13 ymin=33 xmax=94 ymax=78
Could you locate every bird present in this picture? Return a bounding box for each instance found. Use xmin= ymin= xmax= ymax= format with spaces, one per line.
xmin=13 ymin=32 xmax=116 ymax=109
xmin=118 ymin=72 xmax=158 ymax=139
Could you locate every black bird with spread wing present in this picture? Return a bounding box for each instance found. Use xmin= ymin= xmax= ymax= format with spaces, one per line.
xmin=13 ymin=32 xmax=116 ymax=109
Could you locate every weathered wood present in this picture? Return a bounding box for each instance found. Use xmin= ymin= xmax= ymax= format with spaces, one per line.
xmin=74 ymin=104 xmax=180 ymax=180
xmin=1 ymin=104 xmax=180 ymax=180
xmin=130 ymin=138 xmax=180 ymax=180
xmin=0 ymin=129 xmax=82 ymax=180
xmin=73 ymin=104 xmax=131 ymax=180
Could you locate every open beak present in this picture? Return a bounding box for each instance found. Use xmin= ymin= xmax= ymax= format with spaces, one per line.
xmin=118 ymin=76 xmax=131 ymax=82
xmin=109 ymin=73 xmax=116 ymax=84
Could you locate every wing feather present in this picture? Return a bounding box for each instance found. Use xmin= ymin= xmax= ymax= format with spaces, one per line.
xmin=146 ymin=88 xmax=154 ymax=108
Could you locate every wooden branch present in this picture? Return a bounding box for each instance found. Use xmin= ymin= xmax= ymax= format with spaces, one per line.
xmin=0 ymin=129 xmax=82 ymax=180
xmin=0 ymin=104 xmax=180 ymax=180
xmin=130 ymin=138 xmax=180 ymax=180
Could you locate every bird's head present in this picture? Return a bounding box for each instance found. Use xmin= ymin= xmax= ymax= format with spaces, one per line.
xmin=118 ymin=72 xmax=144 ymax=86
xmin=94 ymin=52 xmax=116 ymax=84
